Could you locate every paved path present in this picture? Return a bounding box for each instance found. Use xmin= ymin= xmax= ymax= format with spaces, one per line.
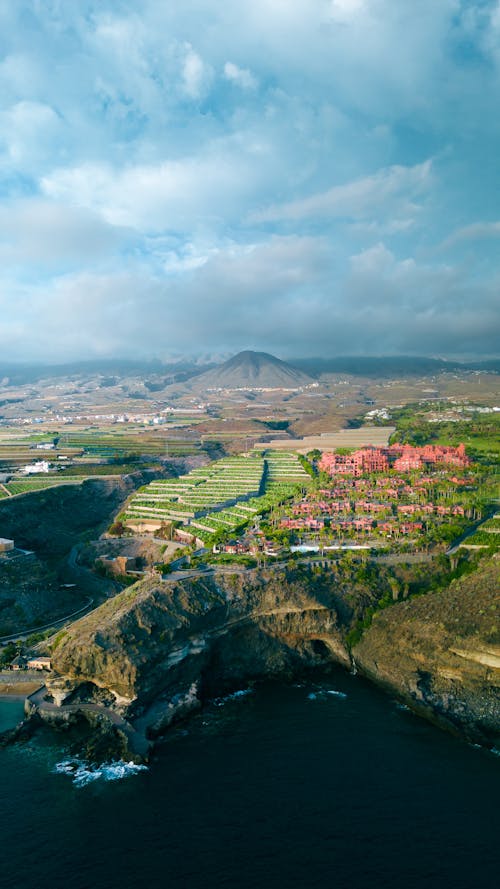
xmin=27 ymin=685 xmax=150 ymax=758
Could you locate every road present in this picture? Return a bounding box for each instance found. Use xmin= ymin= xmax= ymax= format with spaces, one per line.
xmin=27 ymin=685 xmax=150 ymax=757
xmin=0 ymin=598 xmax=94 ymax=645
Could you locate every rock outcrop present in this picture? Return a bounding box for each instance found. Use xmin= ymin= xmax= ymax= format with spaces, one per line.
xmin=48 ymin=566 xmax=361 ymax=722
xmin=353 ymin=557 xmax=500 ymax=745
xmin=27 ymin=556 xmax=499 ymax=754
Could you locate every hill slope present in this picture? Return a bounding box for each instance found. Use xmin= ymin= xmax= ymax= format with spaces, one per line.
xmin=354 ymin=557 xmax=500 ymax=745
xmin=192 ymin=350 xmax=313 ymax=390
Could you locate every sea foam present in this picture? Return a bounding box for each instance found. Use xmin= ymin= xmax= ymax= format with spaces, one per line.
xmin=212 ymin=688 xmax=254 ymax=707
xmin=307 ymin=688 xmax=347 ymax=701
xmin=53 ymin=758 xmax=147 ymax=787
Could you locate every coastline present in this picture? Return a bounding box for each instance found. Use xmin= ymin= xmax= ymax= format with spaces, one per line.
xmin=0 ymin=693 xmax=30 ymax=701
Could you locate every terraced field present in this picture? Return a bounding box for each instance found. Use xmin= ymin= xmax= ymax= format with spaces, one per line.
xmin=123 ymin=450 xmax=312 ymax=541
xmin=4 ymin=477 xmax=92 ymax=496
xmin=57 ymin=431 xmax=199 ymax=458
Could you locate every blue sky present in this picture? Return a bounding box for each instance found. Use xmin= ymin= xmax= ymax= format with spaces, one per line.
xmin=0 ymin=0 xmax=499 ymax=361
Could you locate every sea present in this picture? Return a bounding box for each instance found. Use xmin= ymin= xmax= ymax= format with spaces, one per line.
xmin=0 ymin=670 xmax=498 ymax=889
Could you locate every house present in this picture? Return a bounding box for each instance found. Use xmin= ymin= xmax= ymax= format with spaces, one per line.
xmin=97 ymin=555 xmax=140 ymax=576
xmin=26 ymin=657 xmax=52 ymax=671
xmin=23 ymin=460 xmax=50 ymax=475
xmin=0 ymin=538 xmax=14 ymax=554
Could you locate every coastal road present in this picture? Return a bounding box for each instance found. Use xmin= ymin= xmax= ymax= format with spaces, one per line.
xmin=27 ymin=685 xmax=150 ymax=757
xmin=0 ymin=598 xmax=94 ymax=645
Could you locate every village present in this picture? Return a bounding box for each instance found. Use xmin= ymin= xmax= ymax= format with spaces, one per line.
xmin=110 ymin=441 xmax=497 ymax=564
xmin=204 ymin=443 xmax=494 ymax=557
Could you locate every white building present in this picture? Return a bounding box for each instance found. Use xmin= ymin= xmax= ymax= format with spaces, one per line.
xmin=0 ymin=537 xmax=14 ymax=554
xmin=23 ymin=460 xmax=50 ymax=474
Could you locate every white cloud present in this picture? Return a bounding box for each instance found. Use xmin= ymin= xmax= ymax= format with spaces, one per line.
xmin=0 ymin=1 xmax=498 ymax=360
xmin=182 ymin=44 xmax=212 ymax=99
xmin=329 ymin=0 xmax=366 ymax=23
xmin=0 ymin=199 xmax=131 ymax=268
xmin=40 ymin=132 xmax=284 ymax=233
xmin=250 ymin=160 xmax=432 ymax=223
xmin=0 ymin=101 xmax=64 ymax=170
xmin=439 ymin=221 xmax=500 ymax=251
xmin=223 ymin=62 xmax=257 ymax=90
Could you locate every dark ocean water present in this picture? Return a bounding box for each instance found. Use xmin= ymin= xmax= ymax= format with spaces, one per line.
xmin=0 ymin=672 xmax=498 ymax=889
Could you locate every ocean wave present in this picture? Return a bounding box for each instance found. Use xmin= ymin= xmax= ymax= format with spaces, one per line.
xmin=53 ymin=758 xmax=148 ymax=787
xmin=307 ymin=689 xmax=347 ymax=701
xmin=212 ymin=688 xmax=254 ymax=707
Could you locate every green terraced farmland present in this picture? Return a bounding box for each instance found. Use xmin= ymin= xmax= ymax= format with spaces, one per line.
xmin=124 ymin=454 xmax=266 ymax=528
xmin=57 ymin=431 xmax=199 ymax=458
xmin=4 ymin=478 xmax=85 ymax=496
xmin=123 ymin=449 xmax=312 ymax=541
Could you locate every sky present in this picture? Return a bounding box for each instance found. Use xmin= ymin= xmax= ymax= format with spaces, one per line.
xmin=0 ymin=0 xmax=499 ymax=363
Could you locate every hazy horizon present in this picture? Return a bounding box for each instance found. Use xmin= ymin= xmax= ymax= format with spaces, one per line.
xmin=1 ymin=349 xmax=500 ymax=373
xmin=1 ymin=2 xmax=499 ymax=362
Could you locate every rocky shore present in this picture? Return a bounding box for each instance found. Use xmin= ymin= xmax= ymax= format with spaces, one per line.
xmin=353 ymin=557 xmax=500 ymax=746
xmin=4 ymin=555 xmax=499 ymax=760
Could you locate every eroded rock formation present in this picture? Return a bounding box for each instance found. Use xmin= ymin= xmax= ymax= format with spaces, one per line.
xmin=353 ymin=557 xmax=500 ymax=745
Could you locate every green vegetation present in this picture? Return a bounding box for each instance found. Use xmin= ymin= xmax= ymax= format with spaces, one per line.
xmin=346 ymin=549 xmax=485 ymax=648
xmin=121 ymin=450 xmax=312 ymax=544
xmin=5 ymin=478 xmax=84 ymax=496
xmin=50 ymin=629 xmax=69 ymax=650
xmin=463 ymin=529 xmax=500 ymax=550
xmin=390 ymin=406 xmax=500 ymax=457
xmin=57 ymin=430 xmax=200 ymax=459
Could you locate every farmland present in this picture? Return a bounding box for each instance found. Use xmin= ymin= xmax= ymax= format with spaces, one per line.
xmin=0 ymin=427 xmax=200 ymax=475
xmin=3 ymin=477 xmax=94 ymax=497
xmin=122 ymin=450 xmax=312 ymax=541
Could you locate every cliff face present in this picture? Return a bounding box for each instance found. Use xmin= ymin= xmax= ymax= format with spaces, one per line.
xmin=0 ymin=471 xmax=160 ymax=561
xmin=50 ymin=567 xmax=359 ymax=710
xmin=353 ymin=557 xmax=500 ymax=745
xmin=46 ymin=557 xmax=500 ymax=747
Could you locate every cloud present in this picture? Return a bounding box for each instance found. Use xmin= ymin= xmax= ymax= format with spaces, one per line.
xmin=0 ymin=199 xmax=132 ymax=269
xmin=40 ymin=149 xmax=270 ymax=232
xmin=0 ymin=1 xmax=498 ymax=361
xmin=182 ymin=45 xmax=213 ymax=99
xmin=2 ymin=233 xmax=498 ymax=362
xmin=0 ymin=101 xmax=65 ymax=172
xmin=250 ymin=161 xmax=432 ymax=223
xmin=223 ymin=62 xmax=257 ymax=90
xmin=439 ymin=221 xmax=500 ymax=251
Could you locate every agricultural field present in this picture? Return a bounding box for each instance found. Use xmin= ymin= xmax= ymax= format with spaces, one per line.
xmin=388 ymin=407 xmax=500 ymax=457
xmin=122 ymin=450 xmax=312 ymax=541
xmin=0 ymin=428 xmax=200 ymax=477
xmin=3 ymin=477 xmax=91 ymax=497
xmin=462 ymin=515 xmax=500 ymax=551
xmin=57 ymin=430 xmax=200 ymax=459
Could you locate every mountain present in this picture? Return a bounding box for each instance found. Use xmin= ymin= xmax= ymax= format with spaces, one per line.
xmin=191 ymin=350 xmax=313 ymax=390
xmin=291 ymin=356 xmax=500 ymax=377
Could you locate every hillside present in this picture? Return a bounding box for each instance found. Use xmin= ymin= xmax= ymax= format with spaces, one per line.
xmin=354 ymin=556 xmax=500 ymax=745
xmin=40 ymin=555 xmax=500 ymax=751
xmin=0 ymin=470 xmax=164 ymax=634
xmin=191 ymin=350 xmax=313 ymax=390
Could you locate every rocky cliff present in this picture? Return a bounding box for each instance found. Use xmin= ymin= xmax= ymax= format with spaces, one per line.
xmin=353 ymin=556 xmax=500 ymax=745
xmin=0 ymin=469 xmax=169 ymax=633
xmin=49 ymin=565 xmax=373 ymax=717
xmin=40 ymin=556 xmax=500 ymax=750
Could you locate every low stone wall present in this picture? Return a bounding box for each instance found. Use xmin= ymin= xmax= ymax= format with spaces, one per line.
xmin=0 ymin=670 xmax=43 ymax=698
